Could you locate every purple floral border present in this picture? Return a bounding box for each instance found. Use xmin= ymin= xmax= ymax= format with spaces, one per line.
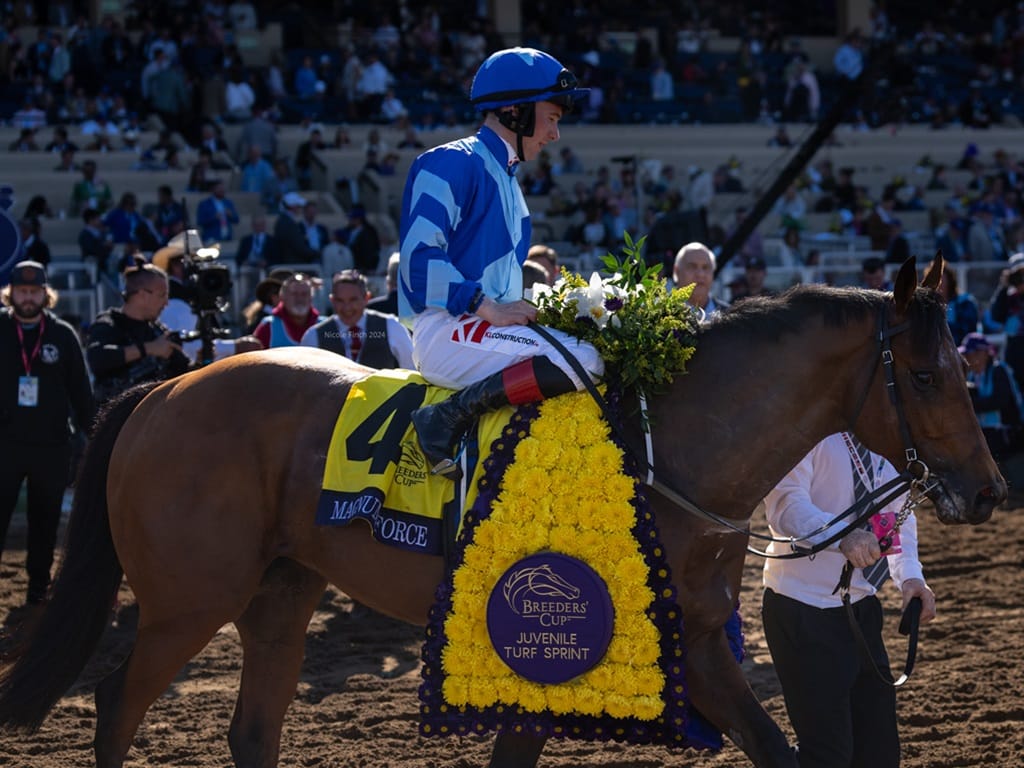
xmin=418 ymin=398 xmax=743 ymax=751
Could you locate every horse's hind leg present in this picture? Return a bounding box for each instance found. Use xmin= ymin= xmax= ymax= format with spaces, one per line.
xmin=229 ymin=559 xmax=327 ymax=768
xmin=489 ymin=732 xmax=548 ymax=768
xmin=94 ymin=610 xmax=230 ymax=768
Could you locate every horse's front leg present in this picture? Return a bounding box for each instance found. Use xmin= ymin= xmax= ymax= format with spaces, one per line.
xmin=685 ymin=625 xmax=796 ymax=768
xmin=488 ymin=731 xmax=547 ymax=768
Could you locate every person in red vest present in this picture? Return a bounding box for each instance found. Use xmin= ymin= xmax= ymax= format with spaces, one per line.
xmin=253 ymin=273 xmax=320 ymax=348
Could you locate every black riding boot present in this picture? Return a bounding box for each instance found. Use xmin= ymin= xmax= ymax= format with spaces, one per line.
xmin=413 ymin=356 xmax=576 ymax=479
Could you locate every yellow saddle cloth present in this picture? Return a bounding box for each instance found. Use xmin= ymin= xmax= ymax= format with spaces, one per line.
xmin=316 ymin=368 xmax=513 ymax=555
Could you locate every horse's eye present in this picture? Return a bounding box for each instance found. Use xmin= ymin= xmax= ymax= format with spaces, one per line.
xmin=911 ymin=370 xmax=935 ymax=388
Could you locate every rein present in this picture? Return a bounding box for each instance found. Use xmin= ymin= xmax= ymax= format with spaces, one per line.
xmin=530 ymin=303 xmax=933 ymax=552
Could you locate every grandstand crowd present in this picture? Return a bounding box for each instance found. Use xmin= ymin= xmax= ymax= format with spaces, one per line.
xmin=0 ymin=0 xmax=1021 ymax=339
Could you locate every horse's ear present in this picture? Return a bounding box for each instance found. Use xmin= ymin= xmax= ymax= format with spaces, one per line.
xmin=893 ymin=255 xmax=918 ymax=311
xmin=921 ymin=250 xmax=944 ymax=291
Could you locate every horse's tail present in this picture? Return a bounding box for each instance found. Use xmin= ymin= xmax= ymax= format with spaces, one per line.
xmin=0 ymin=382 xmax=158 ymax=732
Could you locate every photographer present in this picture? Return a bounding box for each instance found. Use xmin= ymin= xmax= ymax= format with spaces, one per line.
xmin=86 ymin=260 xmax=191 ymax=404
xmin=152 ymin=233 xmax=260 ymax=363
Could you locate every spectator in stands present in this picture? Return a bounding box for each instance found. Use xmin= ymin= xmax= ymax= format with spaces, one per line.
xmin=235 ymin=214 xmax=280 ymax=272
xmin=380 ymin=87 xmax=407 ymax=123
xmin=935 ymin=218 xmax=968 ymax=263
xmin=885 ymin=218 xmax=911 ymax=264
xmin=12 ymin=96 xmax=47 ymax=130
xmin=301 ymin=269 xmax=413 ymax=369
xmin=741 ymin=256 xmax=774 ymax=300
xmin=272 ymin=192 xmax=321 ymax=266
xmin=783 ymin=57 xmax=820 ymax=122
xmin=294 ymin=126 xmax=325 ymax=188
xmin=860 ymin=256 xmax=891 ymax=291
xmin=101 ymin=20 xmax=135 ymax=70
xmin=78 ymin=207 xmax=114 ymax=277
xmin=967 ymin=203 xmax=1007 ymax=262
xmin=355 ymin=49 xmax=393 ymax=121
xmin=767 ymin=124 xmax=793 ymax=148
xmin=331 ymin=125 xmax=352 ymax=149
xmin=321 ymin=227 xmax=355 ymax=280
xmin=195 ymin=179 xmax=240 ymax=245
xmin=293 ymin=55 xmax=318 ymax=99
xmin=684 ymin=165 xmax=713 ymax=238
xmin=727 ymin=206 xmax=764 ymax=264
xmin=103 ymin=192 xmax=150 ymax=248
xmin=833 ymin=29 xmax=864 ymax=81
xmin=397 ymin=125 xmax=425 ymax=150
xmin=253 ymin=272 xmax=320 ymax=348
xmin=553 ymin=145 xmax=584 ymax=176
xmin=47 ymin=32 xmax=70 ymax=85
xmin=69 ymin=159 xmax=113 ymax=216
xmin=302 ymin=200 xmax=329 ymax=256
xmin=773 ymin=184 xmax=808 ymax=229
xmin=43 ymin=125 xmax=77 ymax=154
xmin=146 ymin=52 xmax=189 ymax=136
xmin=223 ymin=64 xmax=256 ymax=123
xmin=154 ymin=185 xmax=185 ymax=243
xmin=961 ymin=332 xmax=1024 ymax=461
xmin=650 ymin=57 xmax=674 ymax=101
xmin=336 ymin=204 xmax=381 ymax=273
xmin=23 ymin=196 xmax=52 ymax=220
xmin=240 ymin=145 xmax=275 ymax=195
xmin=17 ymin=218 xmax=49 ymax=265
xmin=366 ymin=252 xmax=400 ymax=315
xmin=673 ymin=242 xmax=729 ymax=317
xmin=235 ymin=106 xmax=277 ymax=163
xmin=866 ymin=191 xmax=898 ymax=252
xmin=187 ymin=147 xmax=216 ymax=193
xmin=8 ymin=127 xmax=38 ymax=152
xmin=261 ymin=157 xmax=297 ymax=213
xmin=712 ymin=164 xmax=745 ymax=194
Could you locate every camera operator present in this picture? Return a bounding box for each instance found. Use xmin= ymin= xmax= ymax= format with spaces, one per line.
xmin=85 ymin=259 xmax=191 ymax=404
xmin=152 ymin=233 xmax=260 ymax=363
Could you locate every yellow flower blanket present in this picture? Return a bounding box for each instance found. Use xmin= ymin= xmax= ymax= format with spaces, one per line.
xmin=419 ymin=391 xmax=741 ymax=750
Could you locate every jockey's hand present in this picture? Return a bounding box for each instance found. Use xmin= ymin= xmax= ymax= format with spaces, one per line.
xmin=900 ymin=578 xmax=936 ymax=624
xmin=476 ymin=296 xmax=538 ymax=326
xmin=838 ymin=527 xmax=882 ymax=568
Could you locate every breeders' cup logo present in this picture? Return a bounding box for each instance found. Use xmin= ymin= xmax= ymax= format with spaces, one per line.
xmin=486 ymin=552 xmax=614 ymax=684
xmin=502 ymin=564 xmax=585 ymax=625
xmin=395 ymin=441 xmax=427 ymax=486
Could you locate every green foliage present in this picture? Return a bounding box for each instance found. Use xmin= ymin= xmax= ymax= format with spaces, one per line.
xmin=533 ymin=234 xmax=699 ymax=396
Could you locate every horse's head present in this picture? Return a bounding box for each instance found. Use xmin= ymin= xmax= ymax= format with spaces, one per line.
xmin=855 ymin=252 xmax=1006 ymax=524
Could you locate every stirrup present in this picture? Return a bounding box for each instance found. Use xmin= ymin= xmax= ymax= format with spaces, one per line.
xmin=428 ymin=457 xmax=463 ymax=480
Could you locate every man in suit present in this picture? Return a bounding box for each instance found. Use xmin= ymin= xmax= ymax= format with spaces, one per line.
xmin=234 ymin=214 xmax=281 ymax=302
xmin=272 ymin=192 xmax=321 ymax=265
xmin=337 ymin=204 xmax=380 ymax=273
xmin=195 ymin=179 xmax=239 ymax=245
xmin=301 ymin=269 xmax=412 ymax=369
xmin=672 ymin=242 xmax=729 ymax=318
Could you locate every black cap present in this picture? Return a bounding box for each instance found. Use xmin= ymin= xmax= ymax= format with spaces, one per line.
xmin=10 ymin=260 xmax=47 ymax=286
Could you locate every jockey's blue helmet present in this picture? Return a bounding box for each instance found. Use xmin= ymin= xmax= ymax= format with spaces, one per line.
xmin=470 ymin=47 xmax=589 ymax=113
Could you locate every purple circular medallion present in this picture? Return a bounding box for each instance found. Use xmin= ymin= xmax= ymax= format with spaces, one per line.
xmin=486 ymin=551 xmax=615 ymax=684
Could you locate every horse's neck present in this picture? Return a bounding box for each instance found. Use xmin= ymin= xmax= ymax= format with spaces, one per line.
xmin=643 ymin=315 xmax=874 ymax=519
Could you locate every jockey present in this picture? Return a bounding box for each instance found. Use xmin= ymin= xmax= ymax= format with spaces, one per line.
xmin=399 ymin=47 xmax=604 ymax=479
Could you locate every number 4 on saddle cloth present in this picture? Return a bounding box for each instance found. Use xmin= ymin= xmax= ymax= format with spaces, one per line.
xmin=316 ymin=369 xmax=515 ymax=556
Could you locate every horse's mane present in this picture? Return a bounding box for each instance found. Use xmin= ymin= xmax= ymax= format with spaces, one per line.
xmin=703 ymin=283 xmax=947 ymax=352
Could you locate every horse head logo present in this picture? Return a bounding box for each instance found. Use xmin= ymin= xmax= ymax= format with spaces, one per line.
xmin=501 ymin=563 xmax=581 ymax=615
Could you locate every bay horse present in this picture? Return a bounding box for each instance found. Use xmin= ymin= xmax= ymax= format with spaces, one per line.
xmin=0 ymin=255 xmax=1005 ymax=767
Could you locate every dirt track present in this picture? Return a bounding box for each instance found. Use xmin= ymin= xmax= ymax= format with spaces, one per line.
xmin=0 ymin=495 xmax=1022 ymax=767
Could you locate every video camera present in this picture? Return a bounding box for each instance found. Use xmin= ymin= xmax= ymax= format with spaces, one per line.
xmin=182 ymin=246 xmax=233 ymax=312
